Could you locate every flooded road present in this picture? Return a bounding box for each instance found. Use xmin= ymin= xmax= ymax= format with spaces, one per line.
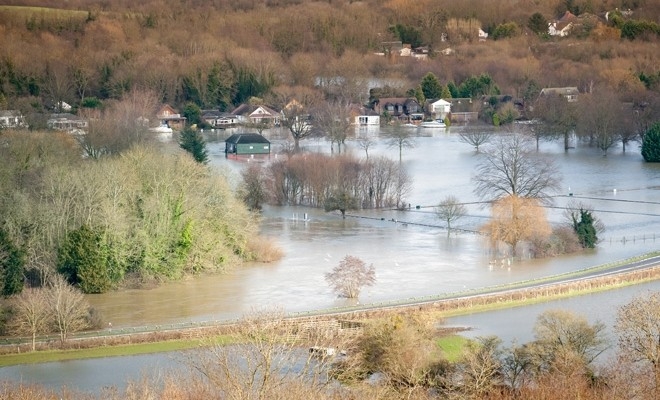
xmin=86 ymin=127 xmax=660 ymax=328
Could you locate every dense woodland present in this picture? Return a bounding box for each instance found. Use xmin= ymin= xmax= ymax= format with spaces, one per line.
xmin=0 ymin=0 xmax=659 ymax=126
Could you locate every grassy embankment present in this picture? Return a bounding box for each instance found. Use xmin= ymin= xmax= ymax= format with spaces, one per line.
xmin=1 ymin=253 xmax=659 ymax=366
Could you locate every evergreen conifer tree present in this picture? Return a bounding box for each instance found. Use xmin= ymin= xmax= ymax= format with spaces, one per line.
xmin=179 ymin=127 xmax=209 ymax=164
xmin=641 ymin=122 xmax=660 ymax=162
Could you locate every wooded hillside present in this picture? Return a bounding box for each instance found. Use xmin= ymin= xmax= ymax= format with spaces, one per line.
xmin=0 ymin=0 xmax=658 ymax=123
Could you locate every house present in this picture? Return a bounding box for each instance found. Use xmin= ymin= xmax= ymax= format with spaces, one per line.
xmin=225 ymin=133 xmax=271 ymax=157
xmin=0 ymin=110 xmax=27 ymax=129
xmin=47 ymin=113 xmax=88 ymax=133
xmin=157 ymin=104 xmax=186 ymax=131
xmin=539 ymin=87 xmax=579 ymax=102
xmin=231 ymin=104 xmax=281 ymax=126
xmin=201 ymin=110 xmax=239 ymax=128
xmin=426 ymin=99 xmax=452 ymax=120
xmin=478 ymin=29 xmax=489 ymax=41
xmin=349 ymin=105 xmax=380 ymax=126
xmin=548 ymin=11 xmax=577 ymax=37
xmin=447 ymin=98 xmax=478 ymax=124
xmin=372 ymin=97 xmax=423 ymax=123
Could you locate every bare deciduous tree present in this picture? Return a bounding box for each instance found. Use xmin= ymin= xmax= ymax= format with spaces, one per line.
xmin=434 ymin=195 xmax=467 ymax=231
xmin=386 ymin=123 xmax=415 ymax=163
xmin=6 ymin=288 xmax=50 ymax=351
xmin=473 ymin=134 xmax=561 ymax=204
xmin=325 ymin=255 xmax=375 ymax=299
xmin=281 ymin=102 xmax=313 ymax=152
xmin=533 ymin=93 xmax=578 ymax=151
xmin=47 ymin=276 xmax=90 ymax=343
xmin=615 ymin=291 xmax=660 ymax=397
xmin=313 ymin=102 xmax=352 ymax=154
xmin=188 ymin=308 xmax=340 ymax=399
xmin=356 ymin=136 xmax=376 ymax=160
xmin=458 ymin=336 xmax=503 ymax=398
xmin=459 ymin=129 xmax=492 ymax=152
xmin=576 ymin=91 xmax=624 ymax=155
xmin=532 ymin=309 xmax=608 ymax=369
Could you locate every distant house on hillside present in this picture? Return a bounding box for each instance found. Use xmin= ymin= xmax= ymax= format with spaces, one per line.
xmin=225 ymin=133 xmax=271 ymax=157
xmin=201 ymin=110 xmax=238 ymax=128
xmin=0 ymin=110 xmax=27 ymax=129
xmin=478 ymin=29 xmax=489 ymax=41
xmin=539 ymin=87 xmax=579 ymax=102
xmin=548 ymin=11 xmax=577 ymax=36
xmin=231 ymin=104 xmax=280 ymax=127
xmin=47 ymin=113 xmax=88 ymax=133
xmin=157 ymin=104 xmax=186 ymax=131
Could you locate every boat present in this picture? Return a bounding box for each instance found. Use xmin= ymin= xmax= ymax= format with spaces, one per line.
xmin=419 ymin=119 xmax=446 ymax=128
xmin=149 ymin=124 xmax=173 ymax=134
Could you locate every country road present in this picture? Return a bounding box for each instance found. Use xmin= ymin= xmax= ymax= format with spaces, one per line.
xmin=3 ymin=252 xmax=660 ymax=349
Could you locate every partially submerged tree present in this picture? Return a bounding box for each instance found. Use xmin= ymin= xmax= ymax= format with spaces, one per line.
xmin=459 ymin=129 xmax=492 ymax=152
xmin=473 ymin=134 xmax=561 ymax=204
xmin=482 ymin=195 xmax=551 ymax=257
xmin=641 ymin=122 xmax=660 ymax=162
xmin=564 ymin=200 xmax=603 ymax=249
xmin=281 ymin=101 xmax=313 ymax=152
xmin=356 ymin=136 xmax=376 ymax=160
xmin=434 ymin=195 xmax=467 ymax=231
xmin=386 ymin=123 xmax=415 ymax=163
xmin=325 ymin=255 xmax=375 ymax=298
xmin=576 ymin=91 xmax=623 ymax=155
xmin=324 ymin=190 xmax=358 ymax=218
xmin=239 ymin=163 xmax=269 ymax=211
xmin=534 ymin=93 xmax=578 ymax=151
xmin=314 ymin=102 xmax=352 ymax=154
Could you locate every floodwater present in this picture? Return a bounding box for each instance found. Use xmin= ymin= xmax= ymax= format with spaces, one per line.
xmin=3 ymin=125 xmax=660 ymax=394
xmin=4 ymin=281 xmax=657 ymax=394
xmin=86 ymin=126 xmax=660 ymax=328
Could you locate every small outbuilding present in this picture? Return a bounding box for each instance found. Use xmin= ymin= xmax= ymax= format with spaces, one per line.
xmin=225 ymin=133 xmax=271 ymax=157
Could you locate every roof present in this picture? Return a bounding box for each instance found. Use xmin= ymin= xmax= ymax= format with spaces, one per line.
xmin=225 ymin=133 xmax=270 ymax=145
xmin=540 ymin=87 xmax=579 ymax=96
xmin=231 ymin=104 xmax=279 ymax=117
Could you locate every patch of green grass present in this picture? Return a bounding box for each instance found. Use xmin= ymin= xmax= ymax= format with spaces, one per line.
xmin=436 ymin=335 xmax=469 ymax=362
xmin=0 ymin=335 xmax=232 ymax=367
xmin=0 ymin=5 xmax=88 ymax=17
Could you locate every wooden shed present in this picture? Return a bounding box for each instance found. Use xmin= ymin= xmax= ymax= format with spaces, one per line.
xmin=225 ymin=133 xmax=271 ymax=156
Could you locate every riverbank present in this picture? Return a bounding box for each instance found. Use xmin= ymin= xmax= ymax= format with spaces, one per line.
xmin=1 ymin=259 xmax=658 ymax=367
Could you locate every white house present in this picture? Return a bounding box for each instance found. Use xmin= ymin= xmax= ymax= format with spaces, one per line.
xmin=0 ymin=110 xmax=27 ymax=129
xmin=478 ymin=29 xmax=489 ymax=41
xmin=350 ymin=105 xmax=380 ymax=125
xmin=427 ymin=99 xmax=452 ymax=120
xmin=548 ymin=11 xmax=577 ymax=37
xmin=539 ymin=87 xmax=579 ymax=102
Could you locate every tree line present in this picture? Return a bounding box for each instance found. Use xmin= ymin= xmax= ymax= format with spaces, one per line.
xmin=2 ymin=292 xmax=659 ymax=399
xmin=0 ymin=131 xmax=269 ymax=297
xmin=0 ymin=0 xmax=659 ymax=133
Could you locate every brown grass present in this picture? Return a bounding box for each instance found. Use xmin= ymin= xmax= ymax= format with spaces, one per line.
xmin=247 ymin=235 xmax=285 ymax=262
